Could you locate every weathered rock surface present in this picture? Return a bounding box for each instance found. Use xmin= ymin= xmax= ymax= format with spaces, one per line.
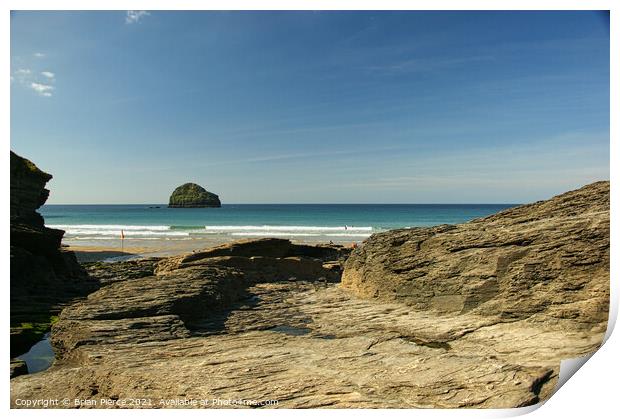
xmin=83 ymin=258 xmax=162 ymax=286
xmin=342 ymin=181 xmax=609 ymax=332
xmin=10 ymin=239 xmax=352 ymax=405
xmin=12 ymin=280 xmax=572 ymax=408
xmin=10 ymin=152 xmax=98 ymax=361
xmin=10 ymin=183 xmax=609 ymax=408
xmin=155 ymin=238 xmax=349 ymax=282
xmin=168 ymin=182 xmax=221 ymax=208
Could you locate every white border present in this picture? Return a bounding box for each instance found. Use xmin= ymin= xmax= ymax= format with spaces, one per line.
xmin=2 ymin=2 xmax=617 ymax=418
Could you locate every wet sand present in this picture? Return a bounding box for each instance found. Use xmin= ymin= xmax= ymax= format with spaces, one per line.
xmin=68 ymin=248 xmax=147 ymax=263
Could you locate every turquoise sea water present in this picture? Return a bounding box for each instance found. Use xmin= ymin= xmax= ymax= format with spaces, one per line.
xmin=41 ymin=204 xmax=517 ymax=242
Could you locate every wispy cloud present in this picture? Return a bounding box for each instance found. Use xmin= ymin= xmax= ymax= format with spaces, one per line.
xmin=330 ymin=131 xmax=609 ymax=198
xmin=365 ymin=55 xmax=495 ymax=76
xmin=116 ymin=145 xmax=406 ymax=174
xmin=12 ymin=68 xmax=32 ymax=84
xmin=30 ymin=82 xmax=54 ymax=97
xmin=12 ymin=52 xmax=57 ymax=97
xmin=125 ymin=11 xmax=150 ymax=24
xmin=218 ymin=145 xmax=404 ymax=165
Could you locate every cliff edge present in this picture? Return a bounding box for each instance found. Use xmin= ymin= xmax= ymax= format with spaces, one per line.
xmin=10 ymin=151 xmax=97 ymax=364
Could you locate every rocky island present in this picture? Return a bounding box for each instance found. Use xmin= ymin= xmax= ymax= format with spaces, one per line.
xmin=10 ymin=172 xmax=610 ymax=408
xmin=168 ymin=183 xmax=221 ymax=208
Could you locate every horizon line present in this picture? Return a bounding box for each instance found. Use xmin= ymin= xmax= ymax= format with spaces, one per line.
xmin=42 ymin=202 xmax=522 ymax=206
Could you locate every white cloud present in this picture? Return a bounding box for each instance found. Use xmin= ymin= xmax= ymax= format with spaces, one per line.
xmin=30 ymin=82 xmax=54 ymax=97
xmin=13 ymin=69 xmax=32 ymax=84
xmin=33 ymin=52 xmax=45 ymax=58
xmin=13 ymin=67 xmax=57 ymax=97
xmin=125 ymin=11 xmax=150 ymax=24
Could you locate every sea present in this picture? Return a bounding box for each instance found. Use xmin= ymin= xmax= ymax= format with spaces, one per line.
xmin=41 ymin=204 xmax=517 ymax=246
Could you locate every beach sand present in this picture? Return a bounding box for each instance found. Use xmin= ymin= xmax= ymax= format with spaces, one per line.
xmin=67 ymin=246 xmax=153 ymax=263
xmin=66 ymin=236 xmax=359 ymax=262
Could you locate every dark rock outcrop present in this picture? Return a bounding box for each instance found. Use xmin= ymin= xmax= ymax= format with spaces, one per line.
xmin=10 ymin=151 xmax=98 ymax=361
xmin=10 ymin=360 xmax=28 ymax=379
xmin=168 ymin=182 xmax=221 ymax=208
xmin=155 ymin=238 xmax=350 ymax=281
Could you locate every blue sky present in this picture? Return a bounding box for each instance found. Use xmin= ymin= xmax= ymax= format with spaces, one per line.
xmin=10 ymin=11 xmax=609 ymax=204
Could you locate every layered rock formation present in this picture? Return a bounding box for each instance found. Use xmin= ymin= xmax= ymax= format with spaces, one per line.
xmin=10 ymin=152 xmax=98 ymax=360
xmin=10 ymin=183 xmax=610 ymax=408
xmin=10 ymin=239 xmax=354 ymax=406
xmin=168 ymin=183 xmax=221 ymax=208
xmin=342 ymin=181 xmax=609 ymax=329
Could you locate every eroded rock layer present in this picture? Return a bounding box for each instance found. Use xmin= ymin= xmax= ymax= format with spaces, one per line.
xmin=342 ymin=181 xmax=609 ymax=333
xmin=10 ymin=152 xmax=98 ymax=359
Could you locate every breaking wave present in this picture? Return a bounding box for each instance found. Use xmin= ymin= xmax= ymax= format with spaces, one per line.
xmin=48 ymin=224 xmax=374 ymax=240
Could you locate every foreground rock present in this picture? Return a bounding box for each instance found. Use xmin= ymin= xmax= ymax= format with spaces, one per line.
xmin=342 ymin=181 xmax=609 ymax=331
xmin=168 ymin=182 xmax=221 ymax=208
xmin=10 ymin=183 xmax=609 ymax=408
xmin=82 ymin=257 xmax=162 ymax=286
xmin=13 ymin=281 xmax=575 ymax=408
xmin=10 ymin=152 xmax=98 ymax=361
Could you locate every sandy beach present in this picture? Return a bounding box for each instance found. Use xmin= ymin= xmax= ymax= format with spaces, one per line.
xmin=66 ymin=246 xmax=153 ymax=263
xmin=66 ymin=237 xmax=359 ymax=263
